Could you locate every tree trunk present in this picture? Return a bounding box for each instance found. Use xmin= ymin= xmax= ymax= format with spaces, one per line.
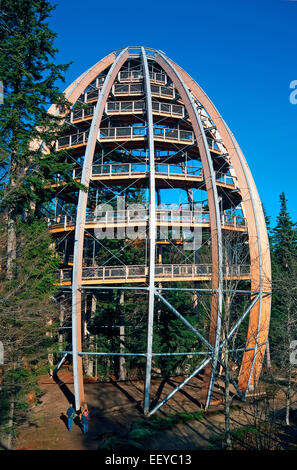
xmin=59 ymin=299 xmax=64 ymax=352
xmin=224 ymin=293 xmax=232 ymax=449
xmin=7 ymin=213 xmax=17 ymax=280
xmin=5 ymin=399 xmax=15 ymax=450
xmin=266 ymin=338 xmax=271 ymax=369
xmin=46 ymin=319 xmax=53 ymax=376
xmin=87 ymin=295 xmax=96 ymax=377
xmin=286 ymin=364 xmax=292 ymax=426
xmin=119 ymin=291 xmax=126 ymax=381
xmin=224 ymin=343 xmax=232 ymax=449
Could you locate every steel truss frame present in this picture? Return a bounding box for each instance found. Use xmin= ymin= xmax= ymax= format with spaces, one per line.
xmin=48 ymin=46 xmax=272 ymax=414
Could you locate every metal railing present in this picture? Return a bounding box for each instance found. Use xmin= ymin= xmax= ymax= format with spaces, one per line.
xmin=221 ymin=214 xmax=246 ymax=228
xmin=118 ymin=70 xmax=167 ymax=84
xmin=214 ymin=172 xmax=235 ymax=186
xmin=49 ymin=209 xmax=246 ymax=231
xmin=106 ymin=100 xmax=145 ymax=114
xmin=153 ymin=127 xmax=194 ymax=143
xmin=57 ymin=264 xmax=250 ymax=283
xmin=56 ymin=131 xmax=88 ymax=150
xmin=71 ymin=106 xmax=95 ymax=122
xmin=92 ymin=162 xmax=148 ymax=176
xmin=113 ymin=83 xmax=143 ymax=96
xmin=98 ymin=126 xmax=194 ymax=143
xmin=112 ymin=83 xmax=175 ymax=100
xmin=49 ymin=215 xmax=76 ymax=229
xmin=151 ymin=84 xmax=175 ymax=99
xmin=99 ymin=126 xmax=147 ymax=139
xmin=84 ymin=88 xmax=100 ymax=103
xmin=152 ymin=101 xmax=184 ymax=118
xmin=92 ymin=162 xmax=202 ymax=178
xmin=55 ymin=125 xmax=193 ymax=149
xmin=105 ymin=100 xmax=184 ymax=118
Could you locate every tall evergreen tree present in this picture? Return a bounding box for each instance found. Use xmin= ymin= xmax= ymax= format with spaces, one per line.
xmin=0 ymin=0 xmax=75 ymax=277
xmin=0 ymin=0 xmax=76 ymax=446
xmin=272 ymin=193 xmax=297 ymax=270
xmin=270 ymin=193 xmax=297 ymax=425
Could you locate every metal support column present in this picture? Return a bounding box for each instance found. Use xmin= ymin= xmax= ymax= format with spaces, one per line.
xmin=141 ymin=47 xmax=156 ymax=416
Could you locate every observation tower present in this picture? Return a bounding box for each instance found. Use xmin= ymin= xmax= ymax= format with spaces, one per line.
xmin=49 ymin=47 xmax=271 ymax=414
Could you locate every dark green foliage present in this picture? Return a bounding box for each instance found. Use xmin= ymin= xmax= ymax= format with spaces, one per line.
xmin=153 ymin=288 xmax=206 ymax=377
xmin=0 ymin=0 xmax=76 ymax=215
xmin=0 ymin=1 xmax=72 ymax=438
xmin=0 ymin=217 xmax=60 ymax=428
xmin=269 ymin=193 xmax=297 ymax=365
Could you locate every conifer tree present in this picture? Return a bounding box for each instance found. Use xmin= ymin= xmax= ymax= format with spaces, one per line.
xmin=0 ymin=0 xmax=75 ymax=446
xmin=270 ymin=193 xmax=297 ymax=425
xmin=0 ymin=0 xmax=74 ymax=277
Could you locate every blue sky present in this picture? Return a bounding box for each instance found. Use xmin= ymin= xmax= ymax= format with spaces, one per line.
xmin=49 ymin=0 xmax=297 ymax=227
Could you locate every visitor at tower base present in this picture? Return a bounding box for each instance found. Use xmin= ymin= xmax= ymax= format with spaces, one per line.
xmin=80 ymin=404 xmax=91 ymax=434
xmin=66 ymin=404 xmax=76 ymax=431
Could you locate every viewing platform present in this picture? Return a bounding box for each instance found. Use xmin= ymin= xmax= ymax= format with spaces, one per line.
xmin=48 ymin=209 xmax=247 ymax=234
xmin=111 ymin=83 xmax=175 ymax=100
xmin=69 ymin=100 xmax=185 ymax=124
xmin=90 ymin=162 xmax=236 ymax=189
xmin=118 ymin=70 xmax=167 ymax=85
xmin=56 ymin=263 xmax=251 ymax=286
xmin=50 ymin=163 xmax=238 ymax=194
xmin=56 ymin=126 xmax=195 ymax=151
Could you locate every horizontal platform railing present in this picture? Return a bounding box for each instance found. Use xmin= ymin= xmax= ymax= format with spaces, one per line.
xmin=71 ymin=106 xmax=95 ymax=122
xmin=91 ymin=162 xmax=202 ymax=178
xmin=84 ymin=88 xmax=100 ymax=103
xmin=151 ymin=84 xmax=175 ymax=99
xmin=106 ymin=100 xmax=145 ymax=114
xmin=152 ymin=101 xmax=184 ymax=118
xmin=52 ymin=162 xmax=237 ymax=190
xmin=113 ymin=83 xmax=143 ymax=96
xmin=153 ymin=127 xmax=193 ymax=143
xmin=56 ymin=131 xmax=88 ymax=150
xmin=112 ymin=83 xmax=175 ymax=99
xmin=98 ymin=126 xmax=194 ymax=143
xmin=48 ymin=210 xmax=246 ymax=231
xmin=104 ymin=100 xmax=184 ymax=118
xmin=69 ymin=100 xmax=184 ymax=123
xmin=118 ymin=70 xmax=167 ymax=84
xmin=99 ymin=126 xmax=147 ymax=139
xmin=57 ymin=263 xmax=251 ymax=284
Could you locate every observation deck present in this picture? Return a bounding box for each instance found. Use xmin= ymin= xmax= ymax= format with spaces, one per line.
xmin=56 ymin=263 xmax=251 ymax=286
xmin=49 ymin=209 xmax=247 ymax=235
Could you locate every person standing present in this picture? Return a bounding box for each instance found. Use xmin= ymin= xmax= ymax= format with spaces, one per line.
xmin=66 ymin=404 xmax=76 ymax=431
xmin=81 ymin=404 xmax=90 ymax=435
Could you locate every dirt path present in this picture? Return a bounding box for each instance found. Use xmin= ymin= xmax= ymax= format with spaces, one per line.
xmin=14 ymin=367 xmax=296 ymax=451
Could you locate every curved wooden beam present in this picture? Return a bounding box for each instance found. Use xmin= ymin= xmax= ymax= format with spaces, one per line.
xmin=168 ymin=58 xmax=271 ymax=394
xmin=47 ymin=51 xmax=117 ymax=117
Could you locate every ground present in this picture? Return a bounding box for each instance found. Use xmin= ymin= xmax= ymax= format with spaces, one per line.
xmin=14 ymin=366 xmax=297 ymax=451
